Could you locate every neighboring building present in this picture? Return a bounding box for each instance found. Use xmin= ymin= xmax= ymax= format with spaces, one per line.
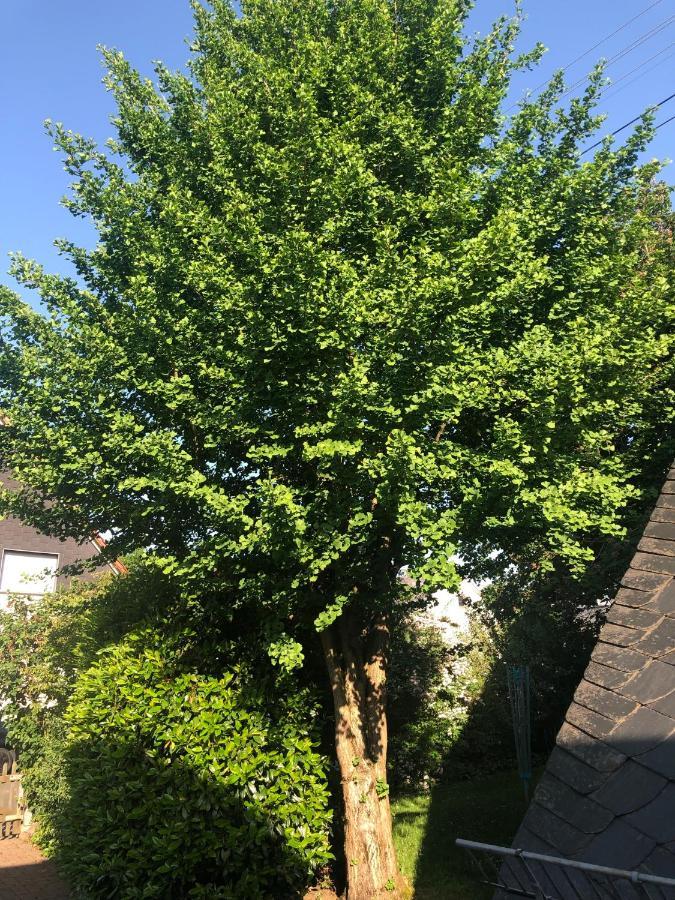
xmin=508 ymin=463 xmax=675 ymax=895
xmin=0 ymin=470 xmax=106 ymax=611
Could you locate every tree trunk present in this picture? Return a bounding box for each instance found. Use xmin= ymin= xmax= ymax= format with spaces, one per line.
xmin=322 ymin=611 xmax=408 ymax=899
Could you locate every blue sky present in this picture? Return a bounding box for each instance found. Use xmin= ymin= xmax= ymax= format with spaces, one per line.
xmin=1 ymin=0 xmax=673 ymax=307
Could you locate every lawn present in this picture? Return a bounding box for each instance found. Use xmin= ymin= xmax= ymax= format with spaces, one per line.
xmin=391 ymin=770 xmax=536 ymax=899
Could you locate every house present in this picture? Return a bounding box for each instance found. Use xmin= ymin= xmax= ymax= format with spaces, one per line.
xmin=0 ymin=470 xmax=120 ymax=612
xmin=504 ymin=463 xmax=675 ymax=896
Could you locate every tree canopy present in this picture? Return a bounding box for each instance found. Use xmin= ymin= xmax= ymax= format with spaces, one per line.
xmin=0 ymin=1 xmax=673 ymax=894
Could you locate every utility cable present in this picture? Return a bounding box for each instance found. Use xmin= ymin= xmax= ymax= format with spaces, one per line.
xmin=508 ymin=0 xmax=667 ymax=108
xmin=581 ymin=89 xmax=675 ymax=155
xmin=558 ymin=14 xmax=675 ymax=102
xmin=601 ymin=42 xmax=675 ymax=102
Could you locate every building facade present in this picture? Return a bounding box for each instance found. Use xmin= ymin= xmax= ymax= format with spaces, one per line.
xmin=0 ymin=471 xmax=100 ymax=611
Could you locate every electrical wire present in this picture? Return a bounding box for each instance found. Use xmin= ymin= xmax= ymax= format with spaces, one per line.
xmin=507 ymin=0 xmax=667 ymax=108
xmin=558 ymin=14 xmax=675 ymax=101
xmin=580 ymin=89 xmax=675 ymax=155
xmin=601 ymin=42 xmax=675 ymax=102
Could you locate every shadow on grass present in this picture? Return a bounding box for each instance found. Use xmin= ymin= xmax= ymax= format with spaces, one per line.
xmin=392 ymin=768 xmax=537 ymax=900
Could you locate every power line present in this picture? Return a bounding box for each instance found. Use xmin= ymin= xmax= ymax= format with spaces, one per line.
xmin=601 ymin=42 xmax=675 ymax=102
xmin=558 ymin=14 xmax=675 ymax=101
xmin=508 ymin=0 xmax=667 ymax=108
xmin=580 ymin=90 xmax=675 ymax=155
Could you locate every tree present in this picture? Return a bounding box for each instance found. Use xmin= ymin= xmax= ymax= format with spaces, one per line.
xmin=0 ymin=1 xmax=673 ymax=895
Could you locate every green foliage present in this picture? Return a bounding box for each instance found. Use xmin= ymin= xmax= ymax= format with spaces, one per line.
xmin=0 ymin=565 xmax=332 ymax=898
xmin=0 ymin=554 xmax=176 ymax=766
xmin=35 ymin=631 xmax=332 ymax=899
xmin=0 ymin=0 xmax=672 ymax=656
xmin=388 ymin=616 xmax=495 ymax=787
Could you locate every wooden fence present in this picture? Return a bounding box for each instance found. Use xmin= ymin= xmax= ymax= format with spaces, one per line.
xmin=0 ymin=749 xmax=22 ymax=837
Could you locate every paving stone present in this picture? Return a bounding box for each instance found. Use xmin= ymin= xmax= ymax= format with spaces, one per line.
xmin=0 ymin=835 xmax=70 ymax=899
xmin=662 ymin=481 xmax=675 ymax=494
xmin=546 ymin=746 xmax=611 ymax=795
xmin=575 ymin=680 xmax=639 ymax=720
xmin=557 ymin=722 xmax=626 ymax=773
xmin=606 ymin=604 xmax=663 ymax=630
xmin=661 ymin=649 xmax=675 ymax=666
xmin=631 ymin=553 xmax=675 ymax=576
xmin=576 ymin=819 xmax=656 ymax=869
xmin=620 ymin=660 xmax=675 ymax=704
xmin=609 ymin=706 xmax=675 ymax=757
xmin=592 ymin=642 xmax=650 ymax=673
xmin=535 ymin=773 xmax=614 ymax=834
xmin=645 ymin=521 xmax=675 ymax=542
xmin=627 ymin=783 xmax=675 ymax=842
xmin=656 ymin=493 xmax=675 ymax=509
xmin=585 ymin=661 xmax=631 ymax=691
xmin=566 ymin=702 xmax=616 ymax=740
xmin=590 ymin=759 xmax=667 ymax=815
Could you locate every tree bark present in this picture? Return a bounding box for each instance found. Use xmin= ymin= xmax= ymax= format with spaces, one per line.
xmin=322 ymin=611 xmax=407 ymax=899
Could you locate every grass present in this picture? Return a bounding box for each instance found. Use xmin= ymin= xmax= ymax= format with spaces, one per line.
xmin=392 ymin=769 xmax=537 ymax=899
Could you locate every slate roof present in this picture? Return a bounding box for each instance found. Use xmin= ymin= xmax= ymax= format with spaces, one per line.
xmin=509 ymin=464 xmax=675 ymax=896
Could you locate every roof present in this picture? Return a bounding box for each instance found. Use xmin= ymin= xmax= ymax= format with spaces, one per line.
xmin=512 ymin=463 xmax=675 ymax=887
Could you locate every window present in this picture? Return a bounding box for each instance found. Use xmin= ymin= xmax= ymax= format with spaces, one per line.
xmin=0 ymin=550 xmax=58 ymax=609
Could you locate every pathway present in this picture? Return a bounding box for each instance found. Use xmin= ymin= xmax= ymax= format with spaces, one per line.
xmin=0 ymin=834 xmax=70 ymax=899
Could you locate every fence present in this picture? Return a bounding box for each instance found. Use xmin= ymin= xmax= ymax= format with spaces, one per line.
xmin=0 ymin=749 xmax=22 ymax=837
xmin=456 ymin=838 xmax=675 ymax=900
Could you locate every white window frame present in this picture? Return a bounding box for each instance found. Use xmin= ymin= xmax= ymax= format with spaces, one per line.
xmin=0 ymin=548 xmax=60 ymax=609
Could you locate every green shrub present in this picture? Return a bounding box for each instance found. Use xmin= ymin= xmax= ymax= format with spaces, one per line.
xmin=38 ymin=630 xmax=331 ymax=899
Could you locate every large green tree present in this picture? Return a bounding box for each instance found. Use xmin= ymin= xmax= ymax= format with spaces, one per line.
xmin=0 ymin=1 xmax=673 ymax=895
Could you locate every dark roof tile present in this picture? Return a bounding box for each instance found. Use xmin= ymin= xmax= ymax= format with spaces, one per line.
xmin=575 ymin=680 xmax=639 ymax=720
xmin=609 ymin=706 xmax=675 ymax=757
xmin=637 ymin=617 xmax=675 ymax=658
xmin=626 ymin=783 xmax=675 ymax=842
xmin=535 ymin=773 xmax=614 ymax=834
xmin=524 ymin=803 xmax=594 ymax=856
xmin=622 ymin=568 xmax=672 ymax=592
xmin=606 ymin=604 xmax=663 ymax=630
xmin=566 ymin=702 xmax=616 ymax=740
xmin=616 ymin=586 xmax=660 ymax=608
xmin=648 ymin=689 xmax=675 ymax=719
xmin=577 ymin=819 xmax=655 ymax=869
xmin=639 ymin=537 xmax=675 ymax=557
xmin=620 ymin=660 xmax=675 ymax=704
xmin=651 ymin=506 xmax=675 ymax=524
xmin=636 ymin=734 xmax=675 ymax=780
xmin=642 ymin=845 xmax=675 ymax=880
xmin=643 ymin=580 xmax=675 ymax=615
xmin=645 ymin=521 xmax=675 ymax=542
xmin=590 ymin=760 xmax=667 ymax=815
xmin=601 ymin=623 xmax=647 ymax=647
xmin=585 ymin=661 xmax=631 ymax=691
xmin=592 ymin=642 xmax=650 ymax=673
xmin=631 ymin=552 xmax=675 ymax=577
xmin=546 ymin=747 xmax=611 ymax=795
xmin=557 ymin=722 xmax=626 ymax=773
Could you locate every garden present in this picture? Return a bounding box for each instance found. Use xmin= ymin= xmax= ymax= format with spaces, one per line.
xmin=0 ymin=0 xmax=673 ymax=897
